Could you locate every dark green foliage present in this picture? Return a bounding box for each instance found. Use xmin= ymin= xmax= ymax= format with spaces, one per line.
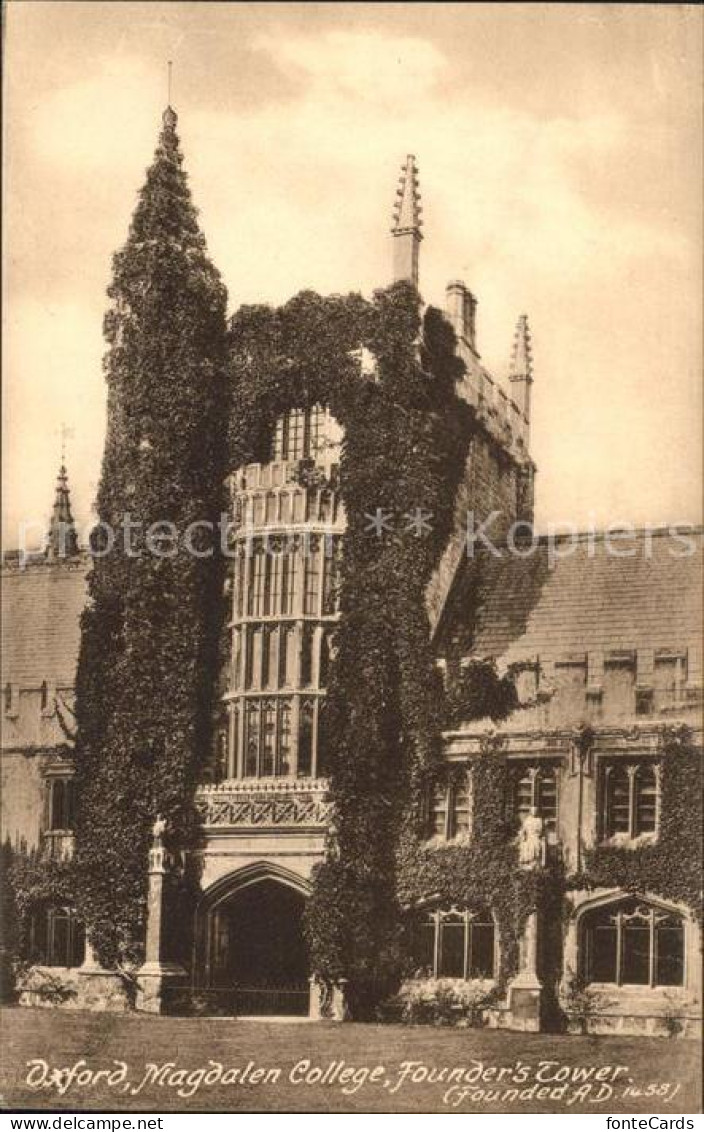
xmin=445 ymin=659 xmax=519 ymax=729
xmin=72 ymin=110 xmax=229 ymax=966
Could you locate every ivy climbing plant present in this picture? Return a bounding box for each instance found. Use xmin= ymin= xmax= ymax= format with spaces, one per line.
xmin=72 ymin=108 xmax=229 ymax=967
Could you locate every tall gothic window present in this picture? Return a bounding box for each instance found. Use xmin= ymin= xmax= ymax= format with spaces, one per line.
xmin=602 ymin=762 xmax=658 ymax=839
xmin=278 ymin=626 xmax=291 ymax=688
xmin=232 ymin=629 xmax=242 ymax=689
xmin=252 ymin=495 xmax=265 ymax=526
xmin=301 ymin=625 xmax=314 ymax=686
xmin=235 ymin=553 xmax=245 ymax=618
xmin=261 ymin=700 xmax=276 ymax=776
xmin=277 ymin=700 xmax=292 ymax=776
xmin=248 ymin=543 xmax=265 ymax=616
xmin=269 ymin=548 xmax=282 ymax=615
xmin=581 ymin=899 xmax=684 ymax=987
xmin=281 ymin=548 xmax=297 ymax=615
xmin=513 ymin=764 xmax=558 ymax=832
xmin=265 ymin=492 xmax=277 ymax=524
xmin=298 ymin=699 xmax=315 ymax=777
xmin=411 ymin=908 xmax=495 ymax=980
xmin=304 ymin=545 xmax=320 ymax=616
xmin=322 ymin=537 xmax=343 ymax=615
xmin=261 ymin=629 xmax=272 ymax=688
xmin=245 ymin=701 xmax=260 ymax=777
xmin=262 ymin=554 xmax=273 ymax=616
xmin=319 ymin=629 xmax=334 ymax=688
xmin=240 ymin=697 xmax=294 ymax=778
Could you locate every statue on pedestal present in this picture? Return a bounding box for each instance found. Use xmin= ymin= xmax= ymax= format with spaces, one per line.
xmin=517 ymin=806 xmax=544 ymax=868
xmin=152 ymin=814 xmax=166 ymax=844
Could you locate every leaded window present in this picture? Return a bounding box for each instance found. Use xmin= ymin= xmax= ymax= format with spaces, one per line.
xmin=581 ymin=899 xmax=684 ymax=987
xmin=298 ymin=699 xmax=315 ymax=777
xmin=429 ymin=773 xmax=472 ymax=840
xmin=273 ymin=406 xmax=325 ymax=462
xmin=281 ymin=549 xmax=297 ymax=616
xmin=411 ymin=908 xmax=496 ymax=980
xmin=602 ymin=762 xmax=659 ymax=839
xmin=304 ymin=545 xmax=320 ymax=616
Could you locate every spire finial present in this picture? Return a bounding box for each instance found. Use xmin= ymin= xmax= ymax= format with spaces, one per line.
xmin=59 ymin=422 xmax=74 ymax=469
xmin=46 ymin=452 xmax=79 ymax=561
xmin=509 ymin=315 xmax=533 ymax=440
xmin=162 ymin=63 xmax=177 ymax=130
xmin=509 ymin=314 xmax=533 ymax=383
xmin=391 ymin=154 xmax=423 ymax=288
xmin=391 ymin=154 xmax=423 ymax=236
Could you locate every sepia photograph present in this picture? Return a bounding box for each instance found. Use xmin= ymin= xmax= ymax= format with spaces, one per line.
xmin=1 ymin=1 xmax=702 ymax=1120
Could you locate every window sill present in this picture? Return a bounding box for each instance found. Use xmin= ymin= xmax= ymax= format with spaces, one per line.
xmin=423 ymin=834 xmax=472 ymax=850
xmin=584 ymin=982 xmax=686 ymax=998
xmin=599 ymin=833 xmax=657 ymax=850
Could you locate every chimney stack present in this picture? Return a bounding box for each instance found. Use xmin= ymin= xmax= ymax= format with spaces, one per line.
xmin=445 ymin=280 xmax=478 ymax=354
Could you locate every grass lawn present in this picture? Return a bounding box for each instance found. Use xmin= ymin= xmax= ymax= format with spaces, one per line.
xmin=1 ymin=1007 xmax=700 ymax=1114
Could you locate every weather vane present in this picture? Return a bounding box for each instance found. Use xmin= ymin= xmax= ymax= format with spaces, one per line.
xmin=58 ymin=422 xmax=75 ymax=467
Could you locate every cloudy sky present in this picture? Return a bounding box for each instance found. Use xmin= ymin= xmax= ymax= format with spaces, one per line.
xmin=3 ymin=2 xmax=702 ymax=547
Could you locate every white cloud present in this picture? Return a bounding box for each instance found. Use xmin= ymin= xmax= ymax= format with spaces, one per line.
xmin=253 ymin=29 xmax=445 ymax=104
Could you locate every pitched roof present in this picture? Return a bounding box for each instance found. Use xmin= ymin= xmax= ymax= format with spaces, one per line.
xmin=449 ymin=528 xmax=702 ymax=670
xmin=1 ymin=557 xmax=89 ymax=688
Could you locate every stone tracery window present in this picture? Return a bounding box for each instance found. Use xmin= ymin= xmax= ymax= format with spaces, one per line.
xmin=412 ymin=907 xmax=495 ymax=980
xmin=243 ymin=697 xmax=295 ymax=778
xmin=581 ymin=898 xmax=684 ymax=987
xmin=602 ymin=761 xmax=659 ymax=840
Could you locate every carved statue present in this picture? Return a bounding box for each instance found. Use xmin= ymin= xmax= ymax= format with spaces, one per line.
xmin=517 ymin=806 xmax=544 ymax=868
xmin=152 ymin=814 xmax=167 ymax=844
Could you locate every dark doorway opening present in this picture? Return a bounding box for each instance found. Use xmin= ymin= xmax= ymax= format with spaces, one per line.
xmin=208 ymin=879 xmax=309 ymax=1015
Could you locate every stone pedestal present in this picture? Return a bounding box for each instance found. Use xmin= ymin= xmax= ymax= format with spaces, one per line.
xmin=135 ymin=837 xmax=186 ymax=1014
xmin=507 ymin=909 xmax=543 ymax=1032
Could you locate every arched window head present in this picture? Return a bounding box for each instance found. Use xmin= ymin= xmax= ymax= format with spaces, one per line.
xmin=580 ymin=897 xmax=684 ymax=988
xmin=411 ymin=907 xmax=495 ymax=981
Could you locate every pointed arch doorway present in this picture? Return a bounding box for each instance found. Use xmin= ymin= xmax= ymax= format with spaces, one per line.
xmin=195 ymin=864 xmax=311 ymax=1016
